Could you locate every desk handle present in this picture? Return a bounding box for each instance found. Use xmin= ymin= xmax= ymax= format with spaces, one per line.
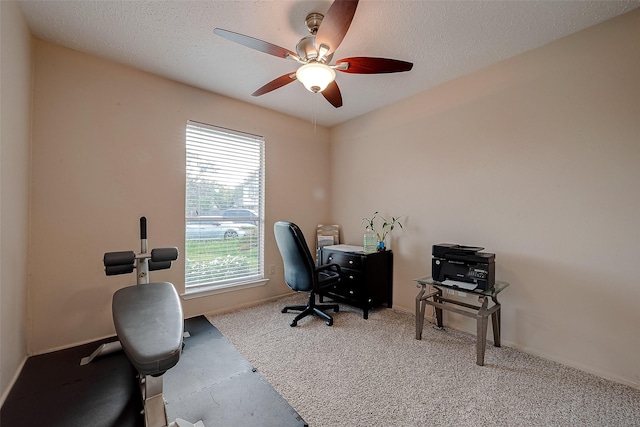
xmin=348 ymin=260 xmax=354 ymax=265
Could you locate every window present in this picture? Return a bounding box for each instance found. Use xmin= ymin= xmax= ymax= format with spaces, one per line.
xmin=185 ymin=121 xmax=265 ymax=294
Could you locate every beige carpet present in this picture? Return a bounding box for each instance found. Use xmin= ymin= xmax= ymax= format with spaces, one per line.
xmin=208 ymin=294 xmax=640 ymax=427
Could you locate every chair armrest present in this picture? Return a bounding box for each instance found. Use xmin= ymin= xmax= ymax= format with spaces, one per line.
xmin=316 ymin=262 xmax=342 ymax=275
xmin=315 ymin=262 xmax=342 ymax=292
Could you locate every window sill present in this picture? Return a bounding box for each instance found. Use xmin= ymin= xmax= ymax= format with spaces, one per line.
xmin=181 ymin=278 xmax=269 ymax=300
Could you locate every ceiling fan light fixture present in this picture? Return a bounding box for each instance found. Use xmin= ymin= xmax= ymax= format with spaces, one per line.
xmin=214 ymin=0 xmax=413 ymax=107
xmin=295 ymin=62 xmax=336 ymax=93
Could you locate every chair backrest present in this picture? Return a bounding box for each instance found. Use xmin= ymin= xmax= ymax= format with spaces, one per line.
xmin=274 ymin=221 xmax=316 ymax=292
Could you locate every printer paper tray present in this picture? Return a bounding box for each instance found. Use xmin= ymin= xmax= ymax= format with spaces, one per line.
xmin=442 ymin=279 xmax=478 ymax=291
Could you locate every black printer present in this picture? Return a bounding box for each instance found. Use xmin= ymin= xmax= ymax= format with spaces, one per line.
xmin=432 ymin=243 xmax=495 ymax=290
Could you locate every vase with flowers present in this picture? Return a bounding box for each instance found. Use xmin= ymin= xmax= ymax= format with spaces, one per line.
xmin=361 ymin=211 xmax=403 ymax=253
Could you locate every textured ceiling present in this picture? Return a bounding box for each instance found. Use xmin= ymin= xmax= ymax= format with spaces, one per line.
xmin=18 ymin=0 xmax=640 ymax=127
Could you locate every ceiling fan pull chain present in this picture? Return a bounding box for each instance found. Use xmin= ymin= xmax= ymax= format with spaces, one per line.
xmin=313 ymin=97 xmax=317 ymax=133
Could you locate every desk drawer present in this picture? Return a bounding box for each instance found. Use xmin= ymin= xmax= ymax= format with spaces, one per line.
xmin=326 ymin=282 xmax=364 ymax=300
xmin=340 ymin=268 xmax=362 ymax=286
xmin=323 ymin=251 xmax=362 ymax=270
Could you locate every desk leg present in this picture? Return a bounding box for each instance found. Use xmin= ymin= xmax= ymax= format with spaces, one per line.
xmin=476 ymin=296 xmax=489 ymax=366
xmin=415 ymin=285 xmax=426 ymax=340
xmin=491 ymin=303 xmax=501 ymax=347
xmin=434 ymin=290 xmax=443 ymax=328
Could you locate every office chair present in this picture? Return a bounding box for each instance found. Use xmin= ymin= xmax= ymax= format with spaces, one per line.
xmin=274 ymin=221 xmax=341 ymax=326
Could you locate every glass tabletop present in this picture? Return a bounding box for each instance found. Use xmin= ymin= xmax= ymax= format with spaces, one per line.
xmin=414 ymin=276 xmax=509 ymax=297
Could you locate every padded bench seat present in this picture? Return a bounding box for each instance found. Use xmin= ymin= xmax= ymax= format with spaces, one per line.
xmin=112 ymin=282 xmax=183 ymax=376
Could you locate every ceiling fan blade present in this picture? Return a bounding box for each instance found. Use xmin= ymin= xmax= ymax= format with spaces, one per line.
xmin=336 ymin=57 xmax=414 ymax=74
xmin=252 ymin=73 xmax=297 ymax=97
xmin=214 ymin=28 xmax=299 ymax=60
xmin=322 ymin=80 xmax=343 ymax=108
xmin=315 ymin=0 xmax=359 ymax=57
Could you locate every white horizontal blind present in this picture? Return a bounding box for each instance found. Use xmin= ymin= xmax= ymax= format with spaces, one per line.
xmin=185 ymin=121 xmax=264 ymax=289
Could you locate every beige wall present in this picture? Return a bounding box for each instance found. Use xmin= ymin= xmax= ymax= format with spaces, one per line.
xmin=330 ymin=9 xmax=640 ymax=388
xmin=4 ymin=3 xmax=638 ymax=402
xmin=28 ymin=40 xmax=332 ymax=354
xmin=0 ymin=1 xmax=32 ymax=402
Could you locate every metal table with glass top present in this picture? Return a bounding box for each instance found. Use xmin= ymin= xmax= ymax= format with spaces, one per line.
xmin=413 ymin=276 xmax=509 ymax=366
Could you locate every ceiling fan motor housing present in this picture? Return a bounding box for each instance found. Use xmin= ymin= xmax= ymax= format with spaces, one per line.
xmin=296 ymin=12 xmax=335 ymax=64
xmin=296 ymin=36 xmax=334 ymax=64
xmin=296 ymin=36 xmax=318 ymax=62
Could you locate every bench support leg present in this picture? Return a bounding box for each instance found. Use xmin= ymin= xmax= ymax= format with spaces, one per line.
xmin=80 ymin=341 xmax=122 ymax=365
xmin=81 ymin=332 xmax=191 ymax=366
xmin=141 ymin=374 xmax=203 ymax=427
xmin=142 ymin=375 xmax=168 ymax=427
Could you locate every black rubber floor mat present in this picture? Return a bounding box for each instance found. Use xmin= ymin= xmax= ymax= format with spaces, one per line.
xmin=1 ymin=316 xmax=306 ymax=427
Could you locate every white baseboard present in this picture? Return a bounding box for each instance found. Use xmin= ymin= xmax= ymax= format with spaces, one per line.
xmin=31 ymin=333 xmax=119 ymax=357
xmin=31 ymin=293 xmax=294 ymax=357
xmin=392 ymin=303 xmax=639 ymax=390
xmin=1 ymin=355 xmax=28 ymax=407
xmin=203 ymin=292 xmax=295 ymax=318
xmin=501 ymin=339 xmax=639 ymax=390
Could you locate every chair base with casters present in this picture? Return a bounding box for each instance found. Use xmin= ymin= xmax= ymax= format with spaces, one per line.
xmin=282 ymin=290 xmax=339 ymax=326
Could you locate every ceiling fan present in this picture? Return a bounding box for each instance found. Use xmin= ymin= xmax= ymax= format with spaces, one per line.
xmin=213 ymin=0 xmax=413 ymax=108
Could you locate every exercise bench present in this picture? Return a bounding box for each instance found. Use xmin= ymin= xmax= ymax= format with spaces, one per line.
xmin=85 ymin=217 xmax=203 ymax=427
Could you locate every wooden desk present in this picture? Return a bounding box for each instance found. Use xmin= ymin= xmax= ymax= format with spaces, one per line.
xmin=319 ymin=246 xmax=393 ymax=319
xmin=414 ymin=276 xmax=509 ymax=366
